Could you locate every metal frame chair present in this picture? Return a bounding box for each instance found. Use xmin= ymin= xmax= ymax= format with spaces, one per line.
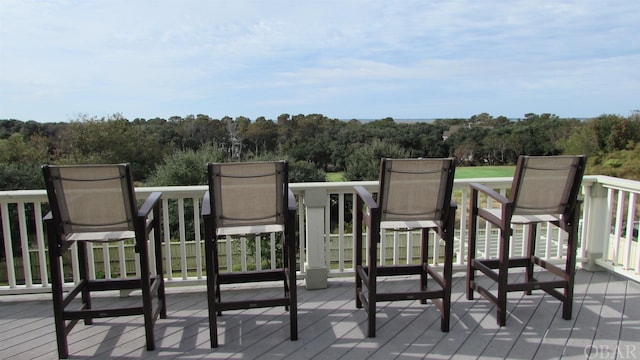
xmin=467 ymin=155 xmax=587 ymax=326
xmin=354 ymin=157 xmax=457 ymax=337
xmin=42 ymin=163 xmax=166 ymax=359
xmin=202 ymin=160 xmax=298 ymax=348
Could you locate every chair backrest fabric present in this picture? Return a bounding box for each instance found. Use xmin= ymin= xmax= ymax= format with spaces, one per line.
xmin=43 ymin=164 xmax=136 ymax=235
xmin=510 ymin=155 xmax=586 ymax=216
xmin=378 ymin=158 xmax=455 ymax=223
xmin=208 ymin=161 xmax=287 ymax=228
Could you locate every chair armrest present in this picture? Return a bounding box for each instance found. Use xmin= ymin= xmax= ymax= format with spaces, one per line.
xmin=469 ymin=182 xmax=510 ymax=205
xmin=202 ymin=191 xmax=212 ymax=217
xmin=288 ymin=189 xmax=297 ymax=211
xmin=354 ymin=186 xmax=378 ymax=210
xmin=138 ymin=192 xmax=162 ymax=218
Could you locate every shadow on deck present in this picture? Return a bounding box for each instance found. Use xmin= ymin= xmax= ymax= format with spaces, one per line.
xmin=1 ymin=270 xmax=639 ymax=359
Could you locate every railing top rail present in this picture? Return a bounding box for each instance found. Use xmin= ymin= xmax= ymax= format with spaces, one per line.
xmin=0 ymin=175 xmax=634 ymax=200
xmin=0 ymin=189 xmax=46 ymax=202
xmin=588 ymin=175 xmax=640 ymax=193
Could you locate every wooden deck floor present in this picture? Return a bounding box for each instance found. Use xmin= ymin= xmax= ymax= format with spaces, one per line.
xmin=1 ymin=270 xmax=639 ymax=359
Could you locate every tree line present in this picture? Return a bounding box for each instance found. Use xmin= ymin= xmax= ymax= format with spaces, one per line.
xmin=1 ymin=111 xmax=640 ymax=192
xmin=1 ymin=111 xmax=639 ymax=261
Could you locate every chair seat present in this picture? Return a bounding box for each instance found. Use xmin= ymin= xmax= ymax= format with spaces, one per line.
xmin=216 ymin=224 xmax=285 ymax=236
xmin=380 ymin=220 xmax=440 ymax=230
xmin=482 ymin=208 xmax=561 ymax=224
xmin=66 ymin=231 xmax=136 ymax=242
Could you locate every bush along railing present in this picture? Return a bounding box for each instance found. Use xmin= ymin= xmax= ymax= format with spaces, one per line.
xmin=0 ymin=175 xmax=639 ymax=294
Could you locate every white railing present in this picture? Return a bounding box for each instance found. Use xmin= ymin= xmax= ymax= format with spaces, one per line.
xmin=1 ymin=175 xmax=638 ymax=294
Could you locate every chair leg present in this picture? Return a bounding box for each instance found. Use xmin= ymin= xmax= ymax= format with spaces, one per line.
xmin=77 ymin=242 xmax=93 ymax=325
xmin=441 ymin=214 xmax=455 ymax=332
xmin=467 ymin=200 xmax=478 ymax=301
xmin=48 ymin=239 xmax=69 ymax=359
xmin=525 ymin=224 xmax=538 ymax=295
xmin=354 ymin=201 xmax=364 ymax=309
xmin=289 ymin=280 xmax=298 ymax=341
xmin=209 ymin=274 xmax=220 ymax=348
xmin=355 ymin=262 xmax=363 ymax=309
xmin=288 ymin=236 xmax=298 ymax=341
xmin=367 ymin=235 xmax=377 ymax=338
xmin=153 ymin=217 xmax=167 ymax=319
xmin=497 ymin=228 xmax=509 ymax=327
xmin=563 ymin=219 xmax=579 ymax=320
xmin=204 ymin=230 xmax=219 ymax=348
xmin=283 ymin=242 xmax=290 ymax=312
xmin=138 ymin=238 xmax=155 ymax=351
xmin=420 ymin=229 xmax=428 ymax=305
xmin=213 ymin=237 xmax=223 ymax=316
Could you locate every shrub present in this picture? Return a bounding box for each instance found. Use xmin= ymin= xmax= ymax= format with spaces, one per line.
xmin=344 ymin=139 xmax=409 ymax=180
xmin=146 ymin=143 xmax=226 ymax=186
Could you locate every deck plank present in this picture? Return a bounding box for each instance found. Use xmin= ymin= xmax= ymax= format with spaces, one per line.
xmin=0 ymin=269 xmax=639 ymax=359
xmin=562 ymin=271 xmax=615 ymax=359
xmin=618 ymin=280 xmax=640 ymax=359
xmin=508 ymin=270 xmax=591 ymax=359
xmin=588 ymin=272 xmax=627 ymax=358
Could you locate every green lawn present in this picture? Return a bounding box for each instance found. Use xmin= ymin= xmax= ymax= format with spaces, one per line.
xmin=326 ymin=172 xmax=346 ymax=182
xmin=326 ymin=165 xmax=515 ymax=182
xmin=454 ymin=166 xmax=515 ymax=179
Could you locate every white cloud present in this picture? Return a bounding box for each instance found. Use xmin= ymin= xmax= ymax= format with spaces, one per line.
xmin=1 ymin=0 xmax=638 ymax=121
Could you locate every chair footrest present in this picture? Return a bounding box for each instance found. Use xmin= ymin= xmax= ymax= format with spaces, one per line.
xmin=507 ymin=280 xmax=567 ymax=291
xmin=217 ymin=297 xmax=291 ymax=311
xmin=473 ymin=257 xmax=531 ymax=269
xmin=85 ymin=278 xmax=151 ymax=291
xmin=218 ymin=269 xmax=287 ymax=284
xmin=64 ymin=306 xmax=144 ymax=320
xmin=470 ymin=282 xmax=499 ymax=306
xmin=471 ymin=279 xmax=568 ymax=299
xmin=376 ymin=265 xmax=426 ymax=276
xmin=377 ymin=290 xmax=445 ymax=302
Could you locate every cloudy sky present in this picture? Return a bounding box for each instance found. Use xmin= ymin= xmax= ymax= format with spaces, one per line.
xmin=1 ymin=0 xmax=639 ymax=122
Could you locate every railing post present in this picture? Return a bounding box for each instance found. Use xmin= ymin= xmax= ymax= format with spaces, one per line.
xmin=303 ymin=188 xmax=328 ymax=289
xmin=582 ymin=181 xmax=608 ymax=271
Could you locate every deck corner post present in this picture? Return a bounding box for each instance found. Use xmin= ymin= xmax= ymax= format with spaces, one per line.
xmin=582 ymin=181 xmax=608 ymax=272
xmin=303 ymin=188 xmax=329 ymax=289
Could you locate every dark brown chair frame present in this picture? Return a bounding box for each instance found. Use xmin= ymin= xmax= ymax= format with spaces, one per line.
xmin=42 ymin=164 xmax=166 ymax=359
xmin=466 ymin=155 xmax=587 ymax=326
xmin=354 ymin=157 xmax=457 ymax=337
xmin=202 ymin=161 xmax=298 ymax=348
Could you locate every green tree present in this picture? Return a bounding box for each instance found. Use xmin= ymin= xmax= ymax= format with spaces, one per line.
xmin=588 ymin=143 xmax=640 ymax=180
xmin=57 ymin=114 xmax=169 ymax=181
xmin=0 ymin=133 xmax=50 ymax=166
xmin=483 ymin=127 xmax=513 ymax=165
xmin=175 ymin=114 xmax=227 ymax=151
xmin=344 ymin=139 xmax=409 ymax=181
xmin=563 ymin=114 xmax=640 ymax=157
xmin=289 ymin=160 xmax=327 ymax=182
xmin=245 ymin=117 xmax=278 ymax=157
xmin=145 ymin=143 xmax=226 ymax=243
xmin=562 ymin=122 xmax=599 ymax=156
xmin=0 ymin=133 xmax=50 ymax=260
xmin=249 ymin=153 xmax=326 ymax=182
xmin=330 ymin=119 xmax=363 ymax=172
xmin=146 ymin=143 xmax=226 ymax=186
xmin=446 ymin=126 xmax=490 ymax=165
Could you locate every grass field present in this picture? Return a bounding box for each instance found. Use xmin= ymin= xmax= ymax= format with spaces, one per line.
xmin=454 ymin=165 xmax=515 ymax=179
xmin=326 ymin=165 xmax=515 ymax=182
